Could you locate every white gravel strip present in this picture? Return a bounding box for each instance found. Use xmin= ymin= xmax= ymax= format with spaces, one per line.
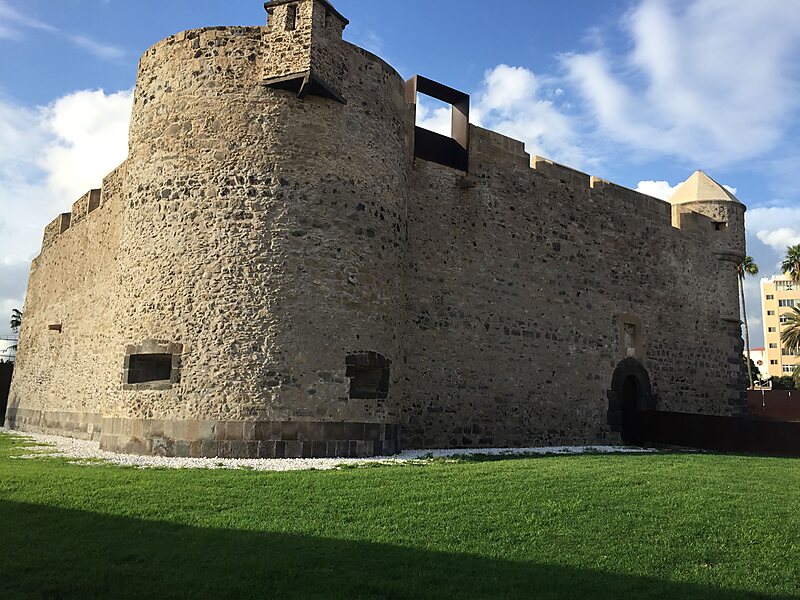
xmin=1 ymin=427 xmax=656 ymax=472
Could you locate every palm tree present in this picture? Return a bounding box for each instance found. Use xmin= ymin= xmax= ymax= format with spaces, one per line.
xmin=10 ymin=308 xmax=22 ymax=333
xmin=737 ymin=256 xmax=759 ymax=389
xmin=781 ymin=244 xmax=800 ymax=284
xmin=8 ymin=308 xmax=22 ymax=353
xmin=781 ymin=306 xmax=800 ymax=354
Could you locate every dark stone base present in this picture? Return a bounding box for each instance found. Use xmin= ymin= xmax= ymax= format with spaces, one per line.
xmin=3 ymin=408 xmax=400 ymax=458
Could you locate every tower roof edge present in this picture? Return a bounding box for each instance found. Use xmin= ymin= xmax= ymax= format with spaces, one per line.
xmin=668 ymin=170 xmax=742 ymax=205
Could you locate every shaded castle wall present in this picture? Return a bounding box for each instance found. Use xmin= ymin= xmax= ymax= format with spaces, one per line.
xmin=400 ymin=127 xmax=745 ymax=449
xmin=5 ymin=165 xmax=127 ymax=439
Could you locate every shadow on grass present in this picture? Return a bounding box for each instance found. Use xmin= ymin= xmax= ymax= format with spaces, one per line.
xmin=0 ymin=500 xmax=787 ymax=600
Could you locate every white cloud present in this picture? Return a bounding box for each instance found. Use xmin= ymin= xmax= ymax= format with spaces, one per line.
xmin=472 ymin=65 xmax=585 ymax=167
xmin=748 ymin=207 xmax=800 ymax=253
xmin=0 ymin=0 xmax=54 ymax=39
xmin=635 ymin=180 xmax=677 ymax=200
xmin=0 ymin=90 xmax=132 ymax=335
xmin=41 ymin=90 xmax=132 ymax=200
xmin=415 ymin=65 xmax=584 ymax=167
xmin=563 ymin=0 xmax=800 ymax=167
xmin=0 ymin=0 xmax=124 ymax=60
xmin=67 ymin=34 xmax=127 ymax=61
xmin=416 ymin=99 xmax=451 ymax=137
xmin=756 ymin=228 xmax=800 ymax=254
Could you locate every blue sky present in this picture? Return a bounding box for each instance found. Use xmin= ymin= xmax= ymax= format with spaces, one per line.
xmin=1 ymin=0 xmax=799 ymax=349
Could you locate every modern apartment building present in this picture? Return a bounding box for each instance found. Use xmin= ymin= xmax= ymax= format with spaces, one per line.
xmin=761 ymin=275 xmax=800 ymax=378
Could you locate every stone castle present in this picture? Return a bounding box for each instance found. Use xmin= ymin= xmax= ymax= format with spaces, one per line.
xmin=4 ymin=0 xmax=747 ymax=458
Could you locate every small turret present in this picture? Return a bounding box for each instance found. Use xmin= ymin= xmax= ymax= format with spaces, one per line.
xmin=670 ymin=171 xmax=747 ymax=399
xmin=263 ymin=0 xmax=348 ymax=103
xmin=669 ymin=170 xmax=746 ymax=265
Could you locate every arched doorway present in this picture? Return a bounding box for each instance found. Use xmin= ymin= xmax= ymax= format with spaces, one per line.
xmin=621 ymin=375 xmax=641 ymax=411
xmin=608 ymin=358 xmax=656 ymax=443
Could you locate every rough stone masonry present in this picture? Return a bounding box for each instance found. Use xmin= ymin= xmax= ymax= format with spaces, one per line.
xmin=4 ymin=0 xmax=747 ymax=458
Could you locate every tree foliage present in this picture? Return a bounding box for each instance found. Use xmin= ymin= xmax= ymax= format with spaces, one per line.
xmin=792 ymin=365 xmax=800 ymax=390
xmin=781 ymin=306 xmax=800 ymax=354
xmin=742 ymin=355 xmax=761 ymax=384
xmin=782 ymin=244 xmax=800 ymax=284
xmin=738 ymin=256 xmax=759 ymax=389
xmin=10 ymin=308 xmax=22 ymax=333
xmin=771 ymin=376 xmax=796 ymax=390
xmin=738 ymin=256 xmax=759 ymax=278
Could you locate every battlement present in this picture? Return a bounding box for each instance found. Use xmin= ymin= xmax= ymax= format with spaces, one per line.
xmin=42 ymin=213 xmax=72 ymax=250
xmin=532 ymin=156 xmax=591 ymax=188
xmin=39 ymin=161 xmax=127 ymax=253
xmin=589 ymin=176 xmax=672 ymax=224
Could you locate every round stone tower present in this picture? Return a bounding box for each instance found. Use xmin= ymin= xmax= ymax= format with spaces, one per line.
xmin=105 ymin=0 xmax=414 ymax=458
xmin=668 ymin=170 xmax=748 ymax=411
xmin=668 ymin=171 xmax=745 ymax=256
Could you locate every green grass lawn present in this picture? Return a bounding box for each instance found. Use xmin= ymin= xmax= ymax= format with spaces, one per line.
xmin=1 ymin=433 xmax=799 ymax=599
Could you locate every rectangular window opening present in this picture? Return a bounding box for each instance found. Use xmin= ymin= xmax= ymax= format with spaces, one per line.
xmin=127 ymin=354 xmax=173 ymax=384
xmin=405 ymin=75 xmax=470 ymax=171
xmin=346 ymin=352 xmax=390 ymax=400
xmin=286 ymin=4 xmax=298 ymax=31
xmin=415 ymin=94 xmax=453 ymax=137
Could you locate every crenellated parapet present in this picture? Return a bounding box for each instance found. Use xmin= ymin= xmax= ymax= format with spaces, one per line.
xmin=38 ymin=160 xmax=127 ymax=254
xmin=41 ymin=213 xmax=72 ymax=251
xmin=532 ymin=155 xmax=591 ymax=188
xmin=522 ymin=155 xmax=744 ymax=244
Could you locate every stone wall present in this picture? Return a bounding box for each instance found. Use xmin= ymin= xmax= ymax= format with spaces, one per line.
xmin=7 ymin=164 xmax=125 ymax=441
xmin=5 ymin=0 xmax=746 ymax=457
xmin=399 ymin=126 xmax=745 ymax=449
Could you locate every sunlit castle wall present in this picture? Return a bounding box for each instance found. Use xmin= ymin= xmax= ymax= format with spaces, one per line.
xmin=6 ymin=0 xmax=746 ymax=457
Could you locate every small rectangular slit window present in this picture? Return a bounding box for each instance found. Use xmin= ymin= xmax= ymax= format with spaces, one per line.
xmin=624 ymin=323 xmax=637 ymax=357
xmin=346 ymin=352 xmax=390 ymax=400
xmin=713 ymin=222 xmax=727 ymax=231
xmin=286 ymin=5 xmax=297 ymax=31
xmin=127 ymin=354 xmax=173 ymax=384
